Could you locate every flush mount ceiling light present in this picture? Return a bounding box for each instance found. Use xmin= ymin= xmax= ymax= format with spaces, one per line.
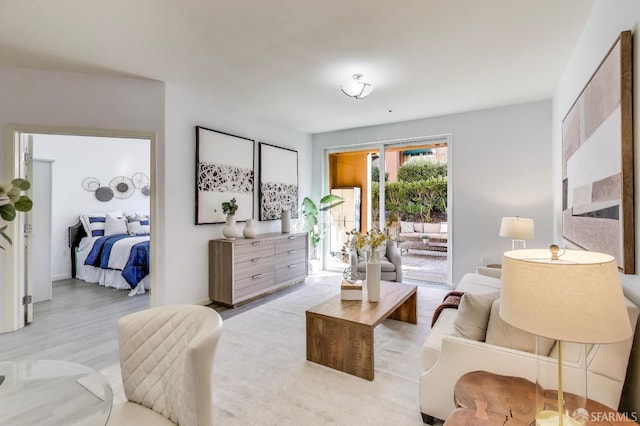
xmin=341 ymin=74 xmax=374 ymax=99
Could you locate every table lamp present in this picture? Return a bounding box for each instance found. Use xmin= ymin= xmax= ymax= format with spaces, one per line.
xmin=499 ymin=216 xmax=534 ymax=249
xmin=500 ymin=246 xmax=632 ymax=425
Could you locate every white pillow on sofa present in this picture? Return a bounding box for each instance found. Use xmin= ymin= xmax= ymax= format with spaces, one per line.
xmin=452 ymin=292 xmax=500 ymax=341
xmin=485 ymin=299 xmax=556 ymax=355
xmin=400 ymin=221 xmax=414 ymax=233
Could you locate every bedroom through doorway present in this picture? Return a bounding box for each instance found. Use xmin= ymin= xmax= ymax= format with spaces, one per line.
xmin=5 ymin=127 xmax=155 ymax=331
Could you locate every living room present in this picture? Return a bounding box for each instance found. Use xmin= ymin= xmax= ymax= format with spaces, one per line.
xmin=1 ymin=0 xmax=640 ymax=424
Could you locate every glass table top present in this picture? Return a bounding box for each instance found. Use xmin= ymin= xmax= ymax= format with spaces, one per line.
xmin=0 ymin=359 xmax=113 ymax=425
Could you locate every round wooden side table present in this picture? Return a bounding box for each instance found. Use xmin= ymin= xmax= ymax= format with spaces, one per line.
xmin=444 ymin=370 xmax=635 ymax=425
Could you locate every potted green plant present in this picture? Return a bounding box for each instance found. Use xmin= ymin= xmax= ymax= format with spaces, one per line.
xmin=0 ymin=179 xmax=33 ymax=250
xmin=301 ymin=194 xmax=344 ymax=266
xmin=221 ymin=197 xmax=240 ymax=239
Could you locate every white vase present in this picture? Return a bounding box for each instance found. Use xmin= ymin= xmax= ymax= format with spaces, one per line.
xmin=281 ymin=209 xmax=291 ymax=233
xmin=222 ymin=214 xmax=240 ymax=240
xmin=243 ymin=218 xmax=256 ymax=239
xmin=366 ymin=249 xmax=381 ymax=302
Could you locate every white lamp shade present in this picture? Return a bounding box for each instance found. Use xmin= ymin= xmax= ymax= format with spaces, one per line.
xmin=500 ymin=248 xmax=632 ymax=343
xmin=499 ymin=217 xmax=534 ymax=240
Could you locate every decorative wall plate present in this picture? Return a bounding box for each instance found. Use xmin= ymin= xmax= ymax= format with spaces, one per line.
xmin=131 ymin=172 xmax=150 ymax=189
xmin=110 ymin=176 xmax=135 ymax=199
xmin=95 ymin=187 xmax=114 ymax=202
xmin=82 ymin=177 xmax=100 ymax=192
xmin=141 ymin=186 xmax=151 ymax=197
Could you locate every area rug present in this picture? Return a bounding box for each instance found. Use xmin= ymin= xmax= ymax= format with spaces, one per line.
xmin=102 ymin=273 xmax=450 ymax=425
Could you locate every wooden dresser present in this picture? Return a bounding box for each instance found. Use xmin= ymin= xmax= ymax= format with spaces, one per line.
xmin=209 ymin=232 xmax=308 ymax=306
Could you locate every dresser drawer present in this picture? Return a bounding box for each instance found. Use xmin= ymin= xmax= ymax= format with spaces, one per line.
xmin=274 ymin=250 xmax=307 ymax=269
xmin=234 ymin=258 xmax=275 ymax=280
xmin=235 ymin=271 xmax=276 ymax=300
xmin=234 ymin=240 xmax=276 ymax=263
xmin=276 ymin=234 xmax=306 ymax=254
xmin=276 ymin=262 xmax=307 ymax=283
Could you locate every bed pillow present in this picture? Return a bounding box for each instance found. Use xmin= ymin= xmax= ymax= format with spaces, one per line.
xmin=104 ymin=214 xmax=128 ymax=236
xmin=485 ymin=299 xmax=556 ymax=355
xmin=80 ymin=210 xmax=123 ymax=236
xmin=126 ymin=220 xmax=150 ymax=235
xmin=452 ymin=292 xmax=500 ymax=341
xmin=81 ymin=215 xmax=106 ymax=237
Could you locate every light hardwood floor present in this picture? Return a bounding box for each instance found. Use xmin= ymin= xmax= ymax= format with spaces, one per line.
xmin=0 ymin=277 xmax=310 ymax=371
xmin=0 ymin=279 xmax=150 ymax=371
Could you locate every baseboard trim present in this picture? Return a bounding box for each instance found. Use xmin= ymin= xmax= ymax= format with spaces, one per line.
xmin=52 ymin=273 xmax=72 ymax=282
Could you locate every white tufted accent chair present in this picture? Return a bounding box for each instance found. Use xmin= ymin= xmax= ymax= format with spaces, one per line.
xmin=107 ymin=305 xmax=223 ymax=426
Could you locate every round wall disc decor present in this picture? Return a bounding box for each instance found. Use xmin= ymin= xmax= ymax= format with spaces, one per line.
xmin=110 ymin=176 xmax=135 ymax=199
xmin=141 ymin=185 xmax=151 ymax=197
xmin=82 ymin=177 xmax=100 ymax=192
xmin=131 ymin=172 xmax=150 ymax=189
xmin=95 ymin=187 xmax=114 ymax=202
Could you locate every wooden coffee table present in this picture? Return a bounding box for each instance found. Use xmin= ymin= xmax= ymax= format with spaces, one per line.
xmin=305 ymin=280 xmax=417 ymax=380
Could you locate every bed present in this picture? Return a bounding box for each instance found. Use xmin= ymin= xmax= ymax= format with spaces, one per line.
xmin=69 ymin=211 xmax=150 ymax=296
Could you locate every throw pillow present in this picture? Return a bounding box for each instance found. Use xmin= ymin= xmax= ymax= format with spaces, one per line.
xmin=104 ymin=214 xmax=128 ymax=236
xmin=453 ymin=292 xmax=500 ymax=341
xmin=485 ymin=299 xmax=556 ymax=355
xmin=400 ymin=221 xmax=414 ymax=233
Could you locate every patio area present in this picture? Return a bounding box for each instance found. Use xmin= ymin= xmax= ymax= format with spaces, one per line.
xmin=326 ymin=247 xmax=449 ymax=287
xmin=401 ymin=249 xmax=448 ymax=286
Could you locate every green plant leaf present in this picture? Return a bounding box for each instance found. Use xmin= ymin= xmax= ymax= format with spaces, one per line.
xmin=0 ymin=204 xmax=16 ymax=221
xmin=301 ymin=197 xmax=318 ymax=215
xmin=7 ymin=187 xmax=20 ymax=203
xmin=14 ymin=196 xmax=33 ymax=212
xmin=0 ymin=225 xmax=11 ymax=248
xmin=12 ymin=178 xmax=30 ymax=191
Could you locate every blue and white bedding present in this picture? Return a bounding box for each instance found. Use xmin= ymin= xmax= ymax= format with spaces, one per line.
xmin=80 ymin=234 xmax=150 ymax=291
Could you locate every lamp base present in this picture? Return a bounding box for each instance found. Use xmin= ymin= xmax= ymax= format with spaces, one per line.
xmin=536 ymin=410 xmax=582 ymax=426
xmin=512 ymin=239 xmax=526 ymax=250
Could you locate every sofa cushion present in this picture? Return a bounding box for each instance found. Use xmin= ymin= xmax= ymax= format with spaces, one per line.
xmin=485 ymin=299 xmax=555 ymax=355
xmin=455 ymin=272 xmax=502 ymax=294
xmin=423 ymin=223 xmax=441 ymax=233
xmin=400 ymin=221 xmax=414 ymax=233
xmin=453 ymin=292 xmax=500 ymax=341
xmin=413 ymin=222 xmax=424 ymax=232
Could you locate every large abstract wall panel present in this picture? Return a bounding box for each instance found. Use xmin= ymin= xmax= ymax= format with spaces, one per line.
xmin=259 ymin=143 xmax=298 ymax=221
xmin=196 ymin=126 xmax=254 ymax=224
xmin=562 ymin=31 xmax=634 ymax=273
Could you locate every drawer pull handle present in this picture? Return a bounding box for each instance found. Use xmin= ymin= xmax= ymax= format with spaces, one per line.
xmin=251 ymin=258 xmax=261 ymax=263
xmin=288 ymin=264 xmax=296 ymax=268
xmin=287 ymin=236 xmax=297 ymax=240
xmin=288 ymin=250 xmax=297 ymax=254
xmin=252 ymin=241 xmax=262 ymax=246
xmin=252 ymin=273 xmax=264 ymax=279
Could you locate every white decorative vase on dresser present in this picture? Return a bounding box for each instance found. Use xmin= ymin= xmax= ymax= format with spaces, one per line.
xmin=222 ymin=214 xmax=240 ymax=240
xmin=243 ymin=218 xmax=256 ymax=239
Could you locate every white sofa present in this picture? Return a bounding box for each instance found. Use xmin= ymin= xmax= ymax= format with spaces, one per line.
xmin=419 ymin=271 xmax=640 ymax=423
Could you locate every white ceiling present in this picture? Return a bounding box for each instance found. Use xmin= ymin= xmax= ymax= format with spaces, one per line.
xmin=0 ymin=0 xmax=594 ymax=134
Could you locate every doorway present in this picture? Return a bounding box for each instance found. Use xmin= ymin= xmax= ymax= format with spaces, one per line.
xmin=4 ymin=125 xmax=155 ymax=332
xmin=325 ymin=135 xmax=451 ymax=286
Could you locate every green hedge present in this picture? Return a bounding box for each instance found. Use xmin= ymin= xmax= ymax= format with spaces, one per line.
xmin=371 ymin=176 xmax=447 ymax=223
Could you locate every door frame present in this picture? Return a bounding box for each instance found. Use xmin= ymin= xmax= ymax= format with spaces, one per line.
xmin=3 ymin=124 xmax=157 ymax=333
xmin=323 ymin=133 xmax=453 ymax=284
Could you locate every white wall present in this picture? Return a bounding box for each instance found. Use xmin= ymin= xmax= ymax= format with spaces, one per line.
xmin=313 ymin=100 xmax=553 ymax=283
xmin=32 ymin=134 xmax=150 ymax=281
xmin=159 ymin=83 xmax=312 ymax=305
xmin=551 ymin=0 xmax=640 ymax=413
xmin=0 ymin=65 xmax=165 ymax=332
